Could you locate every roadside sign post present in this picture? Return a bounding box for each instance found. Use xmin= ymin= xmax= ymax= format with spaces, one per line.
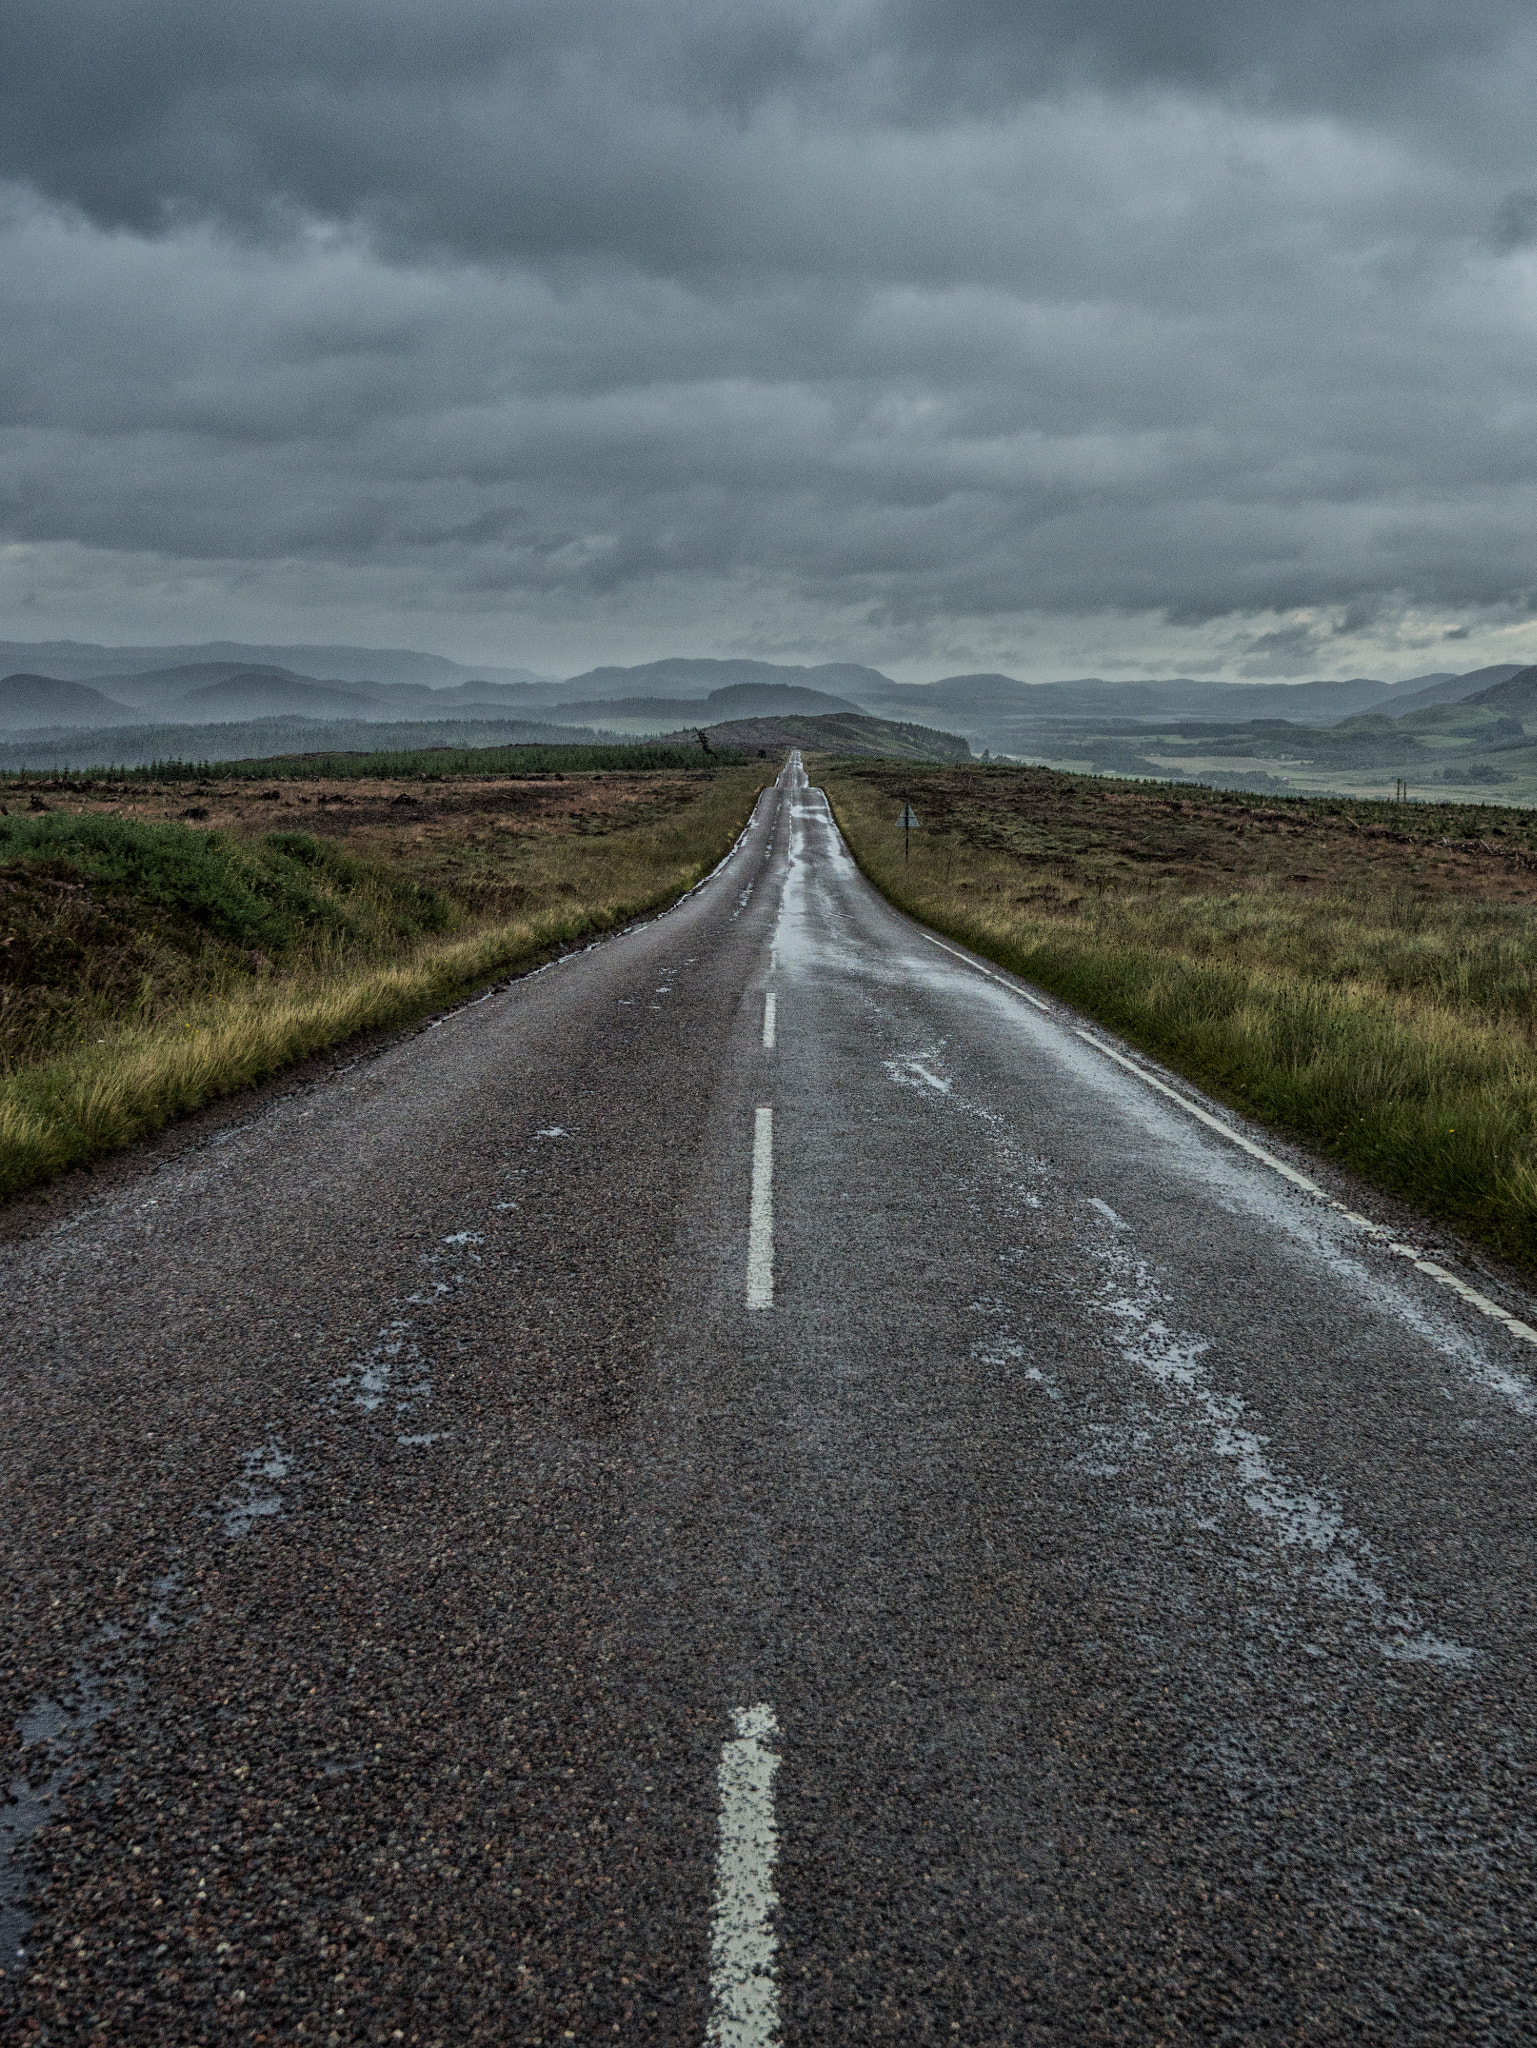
xmin=895 ymin=801 xmax=920 ymax=861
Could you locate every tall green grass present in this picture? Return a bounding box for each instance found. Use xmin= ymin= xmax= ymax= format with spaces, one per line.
xmin=0 ymin=811 xmax=446 ymax=956
xmin=823 ymin=767 xmax=1537 ymax=1270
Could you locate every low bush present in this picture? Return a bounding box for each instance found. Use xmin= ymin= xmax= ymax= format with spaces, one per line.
xmin=1 ymin=812 xmax=447 ymax=958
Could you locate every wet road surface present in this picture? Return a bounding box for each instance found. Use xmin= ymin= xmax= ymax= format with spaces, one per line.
xmin=3 ymin=755 xmax=1536 ymax=2043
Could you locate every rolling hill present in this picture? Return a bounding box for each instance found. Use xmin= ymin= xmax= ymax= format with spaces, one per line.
xmin=1460 ymin=665 xmax=1537 ymax=713
xmin=0 ymin=674 xmax=139 ymax=726
xmin=0 ymin=639 xmax=545 ymax=690
xmin=552 ymin=658 xmax=895 ymax=705
xmin=545 ymin=681 xmax=862 ymax=729
xmin=166 ymin=670 xmax=386 ymax=720
xmin=858 ymin=668 xmax=1531 ymax=732
xmin=0 ymin=714 xmax=620 ymax=773
xmin=655 ymin=711 xmax=972 ymax=762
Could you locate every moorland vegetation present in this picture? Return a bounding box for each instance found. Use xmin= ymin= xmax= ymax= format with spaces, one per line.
xmin=0 ymin=746 xmax=770 ymax=1196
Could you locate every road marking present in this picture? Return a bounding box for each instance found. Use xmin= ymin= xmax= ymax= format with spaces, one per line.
xmin=762 ymin=993 xmax=777 ymax=1049
xmin=920 ymin=930 xmax=1051 ymax=1008
xmin=747 ymin=1107 xmax=774 ymax=1309
xmin=707 ymin=1705 xmax=781 ymax=2048
xmin=917 ymin=927 xmax=1537 ymax=1350
xmin=1075 ymin=1029 xmax=1537 ymax=1349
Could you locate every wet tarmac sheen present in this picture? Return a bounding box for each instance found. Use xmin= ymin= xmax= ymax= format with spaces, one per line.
xmin=3 ymin=756 xmax=1536 ymax=2043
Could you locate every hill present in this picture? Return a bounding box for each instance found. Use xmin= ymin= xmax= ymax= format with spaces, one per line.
xmin=553 ymin=658 xmax=895 ymax=705
xmin=545 ymin=681 xmax=861 ymax=728
xmin=654 ymin=712 xmax=972 ymax=762
xmin=5 ymin=662 xmax=435 ymax=721
xmin=1367 ymin=665 xmax=1527 ymax=715
xmin=165 ymin=670 xmax=386 ymax=720
xmin=55 ymin=664 xmax=545 ymax=721
xmin=369 ymin=679 xmax=552 ymax=709
xmin=80 ymin=661 xmax=311 ymax=708
xmin=0 ymin=674 xmax=140 ymax=727
xmin=862 ymin=668 xmax=1531 ymax=731
xmin=1461 ymin=665 xmax=1537 ymax=713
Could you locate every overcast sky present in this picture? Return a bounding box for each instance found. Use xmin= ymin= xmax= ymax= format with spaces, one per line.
xmin=3 ymin=0 xmax=1536 ymax=682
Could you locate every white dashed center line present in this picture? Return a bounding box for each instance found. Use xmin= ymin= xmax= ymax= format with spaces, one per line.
xmin=706 ymin=1705 xmax=782 ymax=2048
xmin=762 ymin=993 xmax=777 ymax=1049
xmin=747 ymin=1107 xmax=774 ymax=1310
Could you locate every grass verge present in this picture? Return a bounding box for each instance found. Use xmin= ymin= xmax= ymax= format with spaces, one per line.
xmin=819 ymin=760 xmax=1537 ymax=1273
xmin=0 ymin=764 xmax=769 ymax=1199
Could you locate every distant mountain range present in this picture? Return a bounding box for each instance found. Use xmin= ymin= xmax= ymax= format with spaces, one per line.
xmin=0 ymin=661 xmax=566 ymax=729
xmin=481 ymin=656 xmax=1535 ymax=743
xmin=0 ymin=660 xmax=881 ymax=733
xmin=0 ymin=639 xmax=545 ymax=690
xmin=1 ymin=641 xmax=1532 ymax=767
xmin=537 ymin=679 xmax=866 ymax=729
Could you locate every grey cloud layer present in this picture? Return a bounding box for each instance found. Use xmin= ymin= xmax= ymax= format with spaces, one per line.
xmin=6 ymin=1 xmax=1536 ymax=256
xmin=2 ymin=1 xmax=1536 ymax=665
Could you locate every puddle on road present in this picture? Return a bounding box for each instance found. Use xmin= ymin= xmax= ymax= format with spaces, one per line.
xmin=1 ymin=1681 xmax=119 ymax=1965
xmin=1075 ymin=1195 xmax=1478 ymax=1666
xmin=962 ymin=1127 xmax=1479 ymax=1669
xmin=330 ymin=1226 xmax=491 ymax=1420
xmin=218 ymin=1443 xmax=295 ymax=1539
xmin=0 ymin=1572 xmax=182 ymax=1969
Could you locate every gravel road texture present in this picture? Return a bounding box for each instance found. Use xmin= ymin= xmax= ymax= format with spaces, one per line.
xmin=2 ymin=756 xmax=1535 ymax=2043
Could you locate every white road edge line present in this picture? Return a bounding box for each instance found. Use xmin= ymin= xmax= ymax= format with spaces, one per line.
xmin=918 ymin=928 xmax=1537 ymax=1349
xmin=762 ymin=994 xmax=777 ymax=1050
xmin=1073 ymin=1030 xmax=1537 ymax=1349
xmin=921 ymin=930 xmax=1051 ymax=1009
xmin=706 ymin=1704 xmax=782 ymax=2048
xmin=747 ymin=1107 xmax=774 ymax=1310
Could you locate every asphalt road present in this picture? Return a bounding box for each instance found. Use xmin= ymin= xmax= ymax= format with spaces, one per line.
xmin=3 ymin=754 xmax=1536 ymax=2044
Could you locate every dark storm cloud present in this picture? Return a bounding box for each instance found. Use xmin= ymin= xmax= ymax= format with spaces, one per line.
xmin=882 ymin=0 xmax=1536 ymax=125
xmin=1 ymin=1 xmax=1536 ymax=668
xmin=3 ymin=0 xmax=1534 ymax=260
